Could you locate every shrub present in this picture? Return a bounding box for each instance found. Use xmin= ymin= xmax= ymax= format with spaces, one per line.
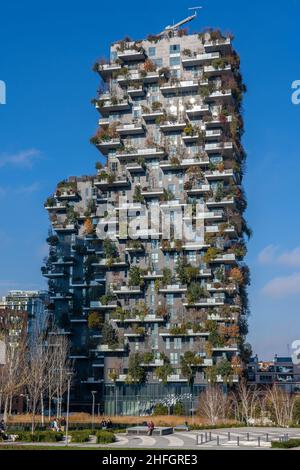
xmin=173 ymin=402 xmax=185 ymax=416
xmin=16 ymin=431 xmax=64 ymax=442
xmin=95 ymin=430 xmax=116 ymax=444
xmin=272 ymin=439 xmax=300 ymax=449
xmin=153 ymin=404 xmax=168 ymax=416
xmin=69 ymin=430 xmax=92 ymax=443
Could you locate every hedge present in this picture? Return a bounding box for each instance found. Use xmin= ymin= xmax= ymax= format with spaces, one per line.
xmin=69 ymin=431 xmax=91 ymax=443
xmin=16 ymin=431 xmax=64 ymax=442
xmin=272 ymin=439 xmax=300 ymax=449
xmin=95 ymin=430 xmax=116 ymax=444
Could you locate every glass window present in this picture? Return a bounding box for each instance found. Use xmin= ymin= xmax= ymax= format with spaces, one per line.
xmin=170 ymin=353 xmax=178 ymax=365
xmin=153 ymin=58 xmax=163 ymax=68
xmin=111 ymin=50 xmax=117 ymax=61
xmin=148 ymin=47 xmax=156 ymax=57
xmin=166 ymin=338 xmax=171 ymax=350
xmin=174 ymin=338 xmax=182 ymax=350
xmin=170 ymin=56 xmax=181 ymax=66
xmin=170 ymin=44 xmax=180 ymax=53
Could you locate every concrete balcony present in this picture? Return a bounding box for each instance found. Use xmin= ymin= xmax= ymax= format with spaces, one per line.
xmin=206 ymin=90 xmax=233 ymax=103
xmin=159 ymin=121 xmax=186 ymax=132
xmin=116 ymin=71 xmax=141 ymax=85
xmin=117 ymin=48 xmax=146 ymax=62
xmin=211 ymin=253 xmax=237 ymax=264
xmin=212 ymin=346 xmax=238 ymax=352
xmin=116 ymin=122 xmax=145 ymax=135
xmin=92 ymin=258 xmax=127 ymax=268
xmin=181 ymin=157 xmax=210 ymax=168
xmin=142 ymin=271 xmax=163 ymax=280
xmin=186 ymin=184 xmax=211 ymax=195
xmin=55 ymin=191 xmax=78 ymax=201
xmin=90 ymin=301 xmax=118 ymax=310
xmin=205 ymin=129 xmax=222 ymax=140
xmin=205 ymin=169 xmax=234 ymax=180
xmin=205 ymin=142 xmax=233 ymax=154
xmin=159 ymin=284 xmax=187 ymax=294
xmin=182 ymin=242 xmax=209 ymax=251
xmin=95 ymin=176 xmax=129 ymax=188
xmin=205 ymin=224 xmax=236 ymax=235
xmin=50 ymin=293 xmax=73 ymax=300
xmin=126 ymin=162 xmax=145 ymax=173
xmin=115 ymin=202 xmax=142 ymax=211
xmin=160 ymin=330 xmax=209 ymax=338
xmin=141 ymin=360 xmax=164 ymax=367
xmin=183 ymin=210 xmax=223 ymax=221
xmin=113 ymin=315 xmax=165 ymax=324
xmin=45 ymin=201 xmax=68 ymax=211
xmin=206 ymin=197 xmax=235 ymax=208
xmin=116 ymin=147 xmax=165 ymax=161
xmin=204 ymin=38 xmax=232 ymax=53
xmin=98 ymin=117 xmax=110 ymax=126
xmin=166 ymin=375 xmax=188 ymax=383
xmin=186 ymin=104 xmax=210 ymax=117
xmin=127 ymin=86 xmax=145 ymax=97
xmin=97 ymin=99 xmax=131 ymax=115
xmin=98 ymin=63 xmax=122 ymax=78
xmin=182 ymin=52 xmax=220 ymax=67
xmin=160 ymin=80 xmax=199 ymax=94
xmin=97 ymin=344 xmax=126 ymax=352
xmin=207 ymin=283 xmax=237 ymax=293
xmin=43 ymin=270 xmax=65 ymax=279
xmin=141 ymin=110 xmax=164 ymax=121
xmin=184 ymin=296 xmax=225 ymax=307
xmin=95 ymin=139 xmax=122 ymax=154
xmin=53 ymin=223 xmax=77 ymax=233
xmin=141 ymin=187 xmax=164 ymax=198
xmin=204 ymin=65 xmax=232 ymax=76
xmin=111 ymin=285 xmax=141 ymax=295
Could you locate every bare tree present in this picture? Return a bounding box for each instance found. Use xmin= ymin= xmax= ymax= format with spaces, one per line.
xmin=230 ymin=379 xmax=260 ymax=424
xmin=25 ymin=330 xmax=50 ymax=433
xmin=48 ymin=330 xmax=73 ymax=419
xmin=265 ymin=385 xmax=296 ymax=427
xmin=198 ymin=385 xmax=229 ymax=425
xmin=0 ymin=314 xmax=27 ymax=421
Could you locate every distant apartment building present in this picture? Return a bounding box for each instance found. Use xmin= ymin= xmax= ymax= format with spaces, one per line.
xmin=247 ymin=355 xmax=300 ymax=393
xmin=44 ymin=20 xmax=250 ymax=414
xmin=0 ymin=290 xmax=49 ymax=338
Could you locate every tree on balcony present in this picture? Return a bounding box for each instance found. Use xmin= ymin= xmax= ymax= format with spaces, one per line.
xmin=102 ymin=322 xmax=119 ymax=348
xmin=88 ymin=311 xmax=103 ymax=330
xmin=127 ymin=353 xmax=146 ymax=384
xmin=128 ymin=266 xmax=144 ymax=287
xmin=156 ymin=363 xmax=174 ymax=384
xmin=103 ymin=238 xmax=118 ymax=258
xmin=187 ymin=283 xmax=209 ymax=305
xmin=181 ymin=351 xmax=203 ymax=385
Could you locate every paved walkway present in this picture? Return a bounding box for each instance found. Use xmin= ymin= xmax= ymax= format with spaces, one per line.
xmin=111 ymin=427 xmax=300 ymax=450
xmin=1 ymin=427 xmax=300 ymax=450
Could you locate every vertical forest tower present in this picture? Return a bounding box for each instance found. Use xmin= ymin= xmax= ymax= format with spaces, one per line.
xmin=44 ymin=19 xmax=250 ymax=414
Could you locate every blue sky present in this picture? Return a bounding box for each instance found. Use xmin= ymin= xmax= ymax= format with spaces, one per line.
xmin=1 ymin=0 xmax=300 ymax=358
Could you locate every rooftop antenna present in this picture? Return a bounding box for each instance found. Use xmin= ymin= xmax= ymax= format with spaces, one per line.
xmin=158 ymin=6 xmax=202 ymax=37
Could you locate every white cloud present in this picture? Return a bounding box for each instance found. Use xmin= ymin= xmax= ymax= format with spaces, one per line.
xmin=277 ymin=247 xmax=300 ymax=268
xmin=258 ymin=245 xmax=300 ymax=268
xmin=262 ymin=272 xmax=300 ymax=298
xmin=258 ymin=245 xmax=279 ymax=264
xmin=0 ymin=149 xmax=41 ymax=168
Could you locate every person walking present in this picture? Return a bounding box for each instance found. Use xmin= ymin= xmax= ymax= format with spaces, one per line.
xmin=60 ymin=417 xmax=66 ymax=432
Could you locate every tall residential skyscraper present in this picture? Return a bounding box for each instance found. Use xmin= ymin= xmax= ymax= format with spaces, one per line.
xmin=44 ymin=21 xmax=250 ymax=414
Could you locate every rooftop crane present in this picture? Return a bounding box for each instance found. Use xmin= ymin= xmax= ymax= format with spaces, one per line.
xmin=158 ymin=6 xmax=202 ymax=37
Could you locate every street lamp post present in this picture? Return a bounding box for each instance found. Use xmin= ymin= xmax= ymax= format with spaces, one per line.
xmin=91 ymin=391 xmax=97 ymax=430
xmin=65 ymin=373 xmax=72 ymax=447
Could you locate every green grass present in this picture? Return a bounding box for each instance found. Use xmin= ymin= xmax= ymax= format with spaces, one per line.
xmin=271 ymin=439 xmax=300 ymax=449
